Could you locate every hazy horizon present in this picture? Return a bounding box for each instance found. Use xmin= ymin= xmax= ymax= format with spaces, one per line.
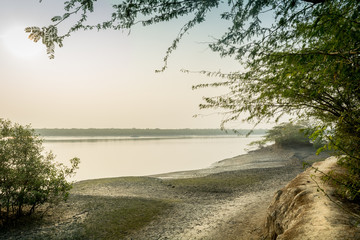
xmin=34 ymin=128 xmax=268 ymax=138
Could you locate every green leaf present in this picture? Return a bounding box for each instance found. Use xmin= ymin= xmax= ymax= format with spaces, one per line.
xmin=51 ymin=16 xmax=62 ymax=22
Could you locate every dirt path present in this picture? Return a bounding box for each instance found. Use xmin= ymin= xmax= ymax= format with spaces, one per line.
xmin=169 ymin=189 xmax=274 ymax=240
xmin=127 ymin=146 xmax=327 ymax=239
xmin=125 ymin=167 xmax=304 ymax=239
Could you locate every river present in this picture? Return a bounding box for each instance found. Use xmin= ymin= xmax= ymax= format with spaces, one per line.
xmin=43 ymin=135 xmax=263 ymax=181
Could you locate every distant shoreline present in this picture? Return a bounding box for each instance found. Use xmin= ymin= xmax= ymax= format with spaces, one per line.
xmin=35 ymin=128 xmax=268 ymax=137
xmin=41 ymin=134 xmax=262 ymax=143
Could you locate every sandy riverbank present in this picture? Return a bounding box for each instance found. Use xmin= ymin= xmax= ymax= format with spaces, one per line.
xmin=128 ymin=145 xmax=328 ymax=239
xmin=150 ymin=144 xmax=324 ymax=179
xmin=0 ymin=145 xmax=329 ymax=240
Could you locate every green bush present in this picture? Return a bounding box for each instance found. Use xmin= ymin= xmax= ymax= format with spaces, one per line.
xmin=0 ymin=119 xmax=79 ymax=222
xmin=250 ymin=122 xmax=313 ymax=148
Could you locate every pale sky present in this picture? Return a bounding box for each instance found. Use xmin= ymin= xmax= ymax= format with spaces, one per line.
xmin=0 ymin=0 xmax=274 ymax=129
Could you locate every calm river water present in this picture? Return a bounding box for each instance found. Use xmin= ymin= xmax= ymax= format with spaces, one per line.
xmin=43 ymin=135 xmax=263 ymax=181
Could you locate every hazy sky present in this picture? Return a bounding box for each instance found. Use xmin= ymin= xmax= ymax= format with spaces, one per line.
xmin=0 ymin=1 xmax=273 ymax=129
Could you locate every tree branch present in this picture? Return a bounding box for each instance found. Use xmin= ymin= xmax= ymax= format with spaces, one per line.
xmin=302 ymin=0 xmax=326 ymax=4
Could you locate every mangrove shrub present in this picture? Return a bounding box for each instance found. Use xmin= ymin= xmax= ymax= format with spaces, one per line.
xmin=0 ymin=119 xmax=79 ymax=221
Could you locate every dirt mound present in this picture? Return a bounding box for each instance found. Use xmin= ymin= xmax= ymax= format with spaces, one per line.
xmin=264 ymin=157 xmax=360 ymax=239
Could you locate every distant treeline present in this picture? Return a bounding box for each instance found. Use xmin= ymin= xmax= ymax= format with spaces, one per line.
xmin=35 ymin=128 xmax=267 ymax=137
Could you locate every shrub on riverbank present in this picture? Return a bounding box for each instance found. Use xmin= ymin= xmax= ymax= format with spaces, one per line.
xmin=250 ymin=122 xmax=315 ymax=148
xmin=0 ymin=119 xmax=79 ymax=224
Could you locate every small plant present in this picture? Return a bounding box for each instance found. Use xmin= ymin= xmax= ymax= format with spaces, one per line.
xmin=0 ymin=119 xmax=79 ymax=223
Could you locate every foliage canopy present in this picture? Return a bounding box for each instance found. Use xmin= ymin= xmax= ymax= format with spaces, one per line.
xmin=0 ymin=119 xmax=79 ymax=223
xmin=30 ymin=0 xmax=360 ymax=199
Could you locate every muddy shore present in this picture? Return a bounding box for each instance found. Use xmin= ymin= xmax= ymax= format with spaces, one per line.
xmin=0 ymin=145 xmax=328 ymax=240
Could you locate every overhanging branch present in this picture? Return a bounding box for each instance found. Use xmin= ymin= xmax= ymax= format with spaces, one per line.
xmin=302 ymin=0 xmax=326 ymax=4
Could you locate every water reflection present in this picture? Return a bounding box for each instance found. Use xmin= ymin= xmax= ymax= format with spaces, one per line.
xmin=43 ymin=136 xmax=263 ymax=181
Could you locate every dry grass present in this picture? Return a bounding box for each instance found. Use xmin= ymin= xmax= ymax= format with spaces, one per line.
xmin=77 ymin=195 xmax=174 ymax=240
